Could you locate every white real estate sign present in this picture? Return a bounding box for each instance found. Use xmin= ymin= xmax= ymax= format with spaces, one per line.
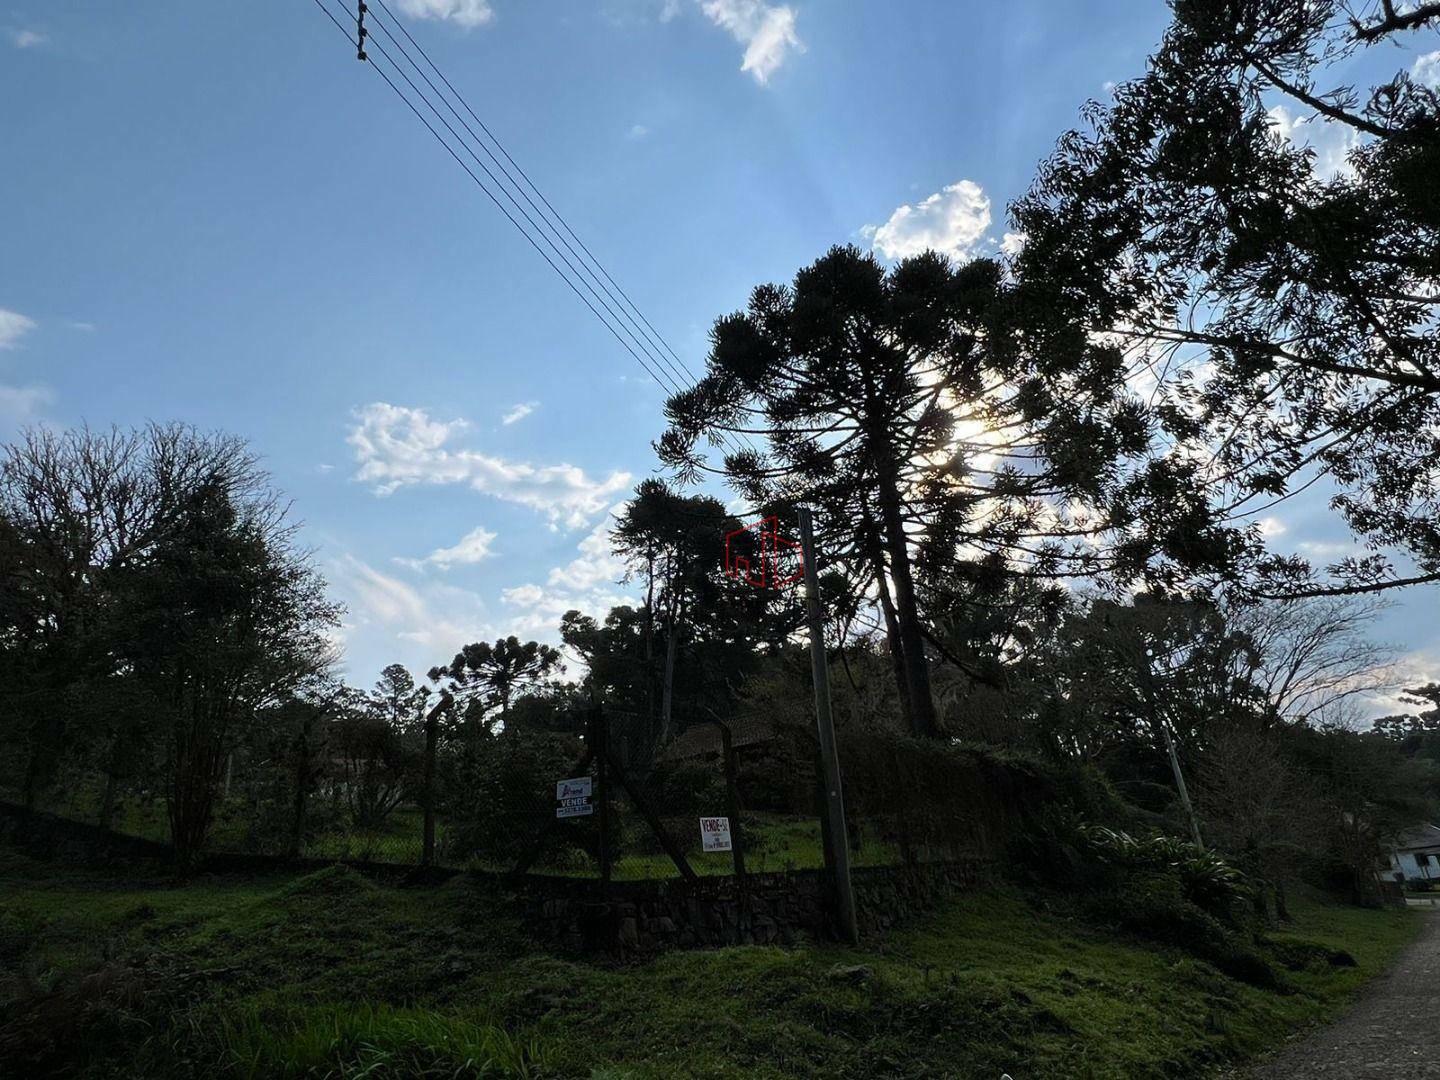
xmin=699 ymin=816 xmax=732 ymax=852
xmin=555 ymin=776 xmax=594 ymax=818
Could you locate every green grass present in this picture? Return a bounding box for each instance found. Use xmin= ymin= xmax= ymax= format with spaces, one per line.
xmin=0 ymin=850 xmax=1422 ymax=1079
xmin=213 ymin=1002 xmax=551 ymax=1079
xmin=300 ymin=807 xmax=444 ymax=864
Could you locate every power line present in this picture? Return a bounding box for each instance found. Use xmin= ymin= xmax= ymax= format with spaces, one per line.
xmin=352 ymin=15 xmax=684 ymax=400
xmin=368 ymin=0 xmax=716 ymax=412
xmin=361 ymin=6 xmax=692 ymax=407
xmin=308 ymin=0 xmax=758 ymax=459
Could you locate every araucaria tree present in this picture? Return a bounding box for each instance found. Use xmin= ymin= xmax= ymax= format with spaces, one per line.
xmin=1012 ymin=0 xmax=1440 ymax=596
xmin=658 ymin=246 xmax=1141 ymax=736
xmin=430 ymin=637 xmax=563 ymax=724
xmin=610 ymin=479 xmax=788 ymax=748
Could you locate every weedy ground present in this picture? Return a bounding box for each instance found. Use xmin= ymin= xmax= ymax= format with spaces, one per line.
xmin=0 ymin=850 xmax=1420 ymax=1079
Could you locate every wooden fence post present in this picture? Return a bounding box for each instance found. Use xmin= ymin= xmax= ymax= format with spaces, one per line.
xmin=719 ymin=722 xmax=747 ymax=882
xmin=595 ymin=704 xmax=613 ymax=892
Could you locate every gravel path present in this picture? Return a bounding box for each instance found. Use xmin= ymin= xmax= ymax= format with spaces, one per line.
xmin=1243 ymin=908 xmax=1440 ymax=1078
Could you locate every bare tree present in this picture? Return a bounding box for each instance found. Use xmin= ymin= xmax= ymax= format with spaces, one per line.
xmin=1195 ymin=726 xmax=1324 ymax=918
xmin=1229 ymin=597 xmax=1395 ymax=727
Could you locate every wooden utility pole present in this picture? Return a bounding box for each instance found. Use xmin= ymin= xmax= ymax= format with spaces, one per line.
xmin=1158 ymin=719 xmax=1204 ymax=849
xmin=420 ymin=692 xmax=452 ymax=866
xmin=719 ymin=722 xmax=747 ymax=882
xmin=1138 ymin=647 xmax=1204 ymax=850
xmin=797 ymin=507 xmax=859 ymax=945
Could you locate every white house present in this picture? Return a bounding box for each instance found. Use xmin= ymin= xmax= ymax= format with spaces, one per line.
xmin=1386 ymin=824 xmax=1440 ymax=883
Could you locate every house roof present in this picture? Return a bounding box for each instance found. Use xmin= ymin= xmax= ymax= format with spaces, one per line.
xmin=660 ymin=715 xmax=795 ymax=761
xmin=1393 ymin=823 xmax=1440 ymax=853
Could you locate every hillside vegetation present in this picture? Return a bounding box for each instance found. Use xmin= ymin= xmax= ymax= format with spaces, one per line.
xmin=0 ymin=854 xmax=1420 ymax=1079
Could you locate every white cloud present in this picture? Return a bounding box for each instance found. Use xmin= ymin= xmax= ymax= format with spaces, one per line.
xmin=1361 ymin=651 xmax=1440 ymax=721
xmin=628 ymin=124 xmax=651 ymax=140
xmin=546 ymin=509 xmax=628 ymax=591
xmin=333 ymin=554 xmax=494 ymax=659
xmin=0 ymin=308 xmax=37 ymax=350
xmin=500 ymin=504 xmax=635 ymax=635
xmin=659 ymin=0 xmax=683 ymax=21
xmin=999 ymin=231 xmax=1026 ymax=257
xmin=337 ymin=555 xmax=429 ymax=626
xmin=69 ymin=321 xmax=95 ymax=333
xmin=335 ymin=509 xmax=635 ymax=670
xmin=1297 ymin=538 xmax=1359 ymax=558
xmin=0 ymin=384 xmax=53 ymax=416
xmin=1414 ymin=50 xmax=1440 ymax=90
xmin=503 ymin=583 xmax=545 ymax=608
xmin=0 ymin=309 xmax=47 ymax=416
xmin=1257 ymin=516 xmax=1287 ymax=539
xmin=866 ymin=180 xmax=992 ymax=263
xmin=7 ymin=28 xmax=46 ymax=48
xmin=501 ymin=401 xmax=538 ymax=425
xmin=348 ymin=403 xmax=631 ymax=528
xmin=393 ymin=0 xmax=494 ymax=28
xmin=398 ymin=524 xmax=498 ymax=571
xmin=698 ymin=0 xmax=804 ymax=85
xmin=1267 ymin=104 xmax=1358 ymax=180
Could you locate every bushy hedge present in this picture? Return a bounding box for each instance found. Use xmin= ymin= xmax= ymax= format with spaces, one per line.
xmin=1028 ymin=821 xmax=1289 ymax=987
xmin=836 ymin=731 xmax=1131 ymax=863
xmin=1085 ymin=869 xmax=1280 ymax=987
xmin=439 ymin=729 xmax=589 ymax=865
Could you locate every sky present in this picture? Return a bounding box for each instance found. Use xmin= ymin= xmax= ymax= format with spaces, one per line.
xmin=2 ymin=1 xmax=1437 ymax=713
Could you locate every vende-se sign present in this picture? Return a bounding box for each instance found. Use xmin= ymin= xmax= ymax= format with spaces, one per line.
xmin=556 ymin=776 xmax=594 ymax=818
xmin=699 ymin=816 xmax=732 ymax=852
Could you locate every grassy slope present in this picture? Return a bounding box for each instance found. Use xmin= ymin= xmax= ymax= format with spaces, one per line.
xmin=0 ymin=852 xmax=1421 ymax=1079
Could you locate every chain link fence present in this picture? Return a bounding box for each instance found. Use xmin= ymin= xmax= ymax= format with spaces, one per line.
xmin=3 ymin=703 xmax=1028 ymax=880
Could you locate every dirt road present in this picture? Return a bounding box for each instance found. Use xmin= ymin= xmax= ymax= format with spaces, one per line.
xmin=1244 ymin=908 xmax=1440 ymax=1078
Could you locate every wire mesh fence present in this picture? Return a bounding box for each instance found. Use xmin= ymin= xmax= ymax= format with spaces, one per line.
xmin=3 ymin=702 xmax=1011 ymax=880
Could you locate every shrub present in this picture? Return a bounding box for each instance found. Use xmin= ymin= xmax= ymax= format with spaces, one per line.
xmin=649 ymin=762 xmax=728 ymax=819
xmin=835 ymin=732 xmax=1130 ymax=864
xmin=1260 ymin=935 xmax=1357 ymax=972
xmin=735 ymin=726 xmax=816 ymax=814
xmin=1085 ymin=871 xmax=1282 ymax=989
xmin=439 ymin=729 xmax=588 ymax=865
xmin=1074 ymin=824 xmax=1251 ymax=920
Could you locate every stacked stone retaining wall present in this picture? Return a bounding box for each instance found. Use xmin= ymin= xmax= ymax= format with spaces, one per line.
xmin=522 ymin=859 xmax=992 ymax=953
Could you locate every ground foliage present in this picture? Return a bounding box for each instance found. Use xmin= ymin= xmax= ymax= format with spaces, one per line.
xmin=0 ymin=854 xmax=1420 ymax=1079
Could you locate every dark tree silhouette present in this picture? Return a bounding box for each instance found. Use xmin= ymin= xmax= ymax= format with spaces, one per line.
xmin=430 ymin=637 xmax=563 ymax=722
xmin=611 ymin=480 xmax=786 ymax=745
xmin=0 ymin=424 xmax=338 ymax=868
xmin=1012 ymin=0 xmax=1440 ymax=597
xmin=123 ymin=472 xmax=338 ymax=866
xmin=0 ymin=424 xmax=248 ymax=808
xmin=658 ymin=246 xmax=1140 ymax=735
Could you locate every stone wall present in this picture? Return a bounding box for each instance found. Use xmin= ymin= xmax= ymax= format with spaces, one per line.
xmin=521 ymin=859 xmax=991 ymax=953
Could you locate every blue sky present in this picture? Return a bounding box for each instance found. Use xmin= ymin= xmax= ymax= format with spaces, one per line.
xmin=2 ymin=1 xmax=1437 ymax=711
